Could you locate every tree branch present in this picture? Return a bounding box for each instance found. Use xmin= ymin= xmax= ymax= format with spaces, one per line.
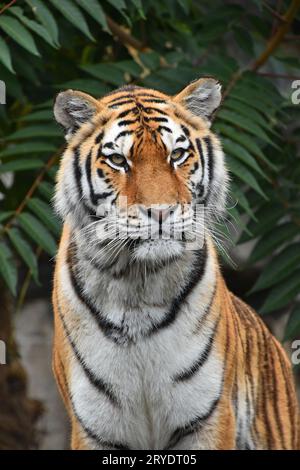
xmin=0 ymin=0 xmax=17 ymax=15
xmin=263 ymin=0 xmax=286 ymax=25
xmin=106 ymin=16 xmax=147 ymax=52
xmin=252 ymin=0 xmax=300 ymax=71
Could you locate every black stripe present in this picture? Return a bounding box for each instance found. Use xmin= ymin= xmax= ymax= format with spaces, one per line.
xmin=181 ymin=125 xmax=190 ymax=137
xmin=176 ymin=135 xmax=187 ymax=143
xmin=74 ymin=408 xmax=130 ymax=450
xmin=117 ymin=108 xmax=136 ymax=118
xmin=135 ymin=93 xmax=165 ymax=99
xmin=108 ymin=100 xmax=135 ymax=108
xmin=67 ymin=243 xmax=128 ymax=344
xmin=157 ymin=125 xmax=172 ymax=134
xmin=102 ymin=142 xmax=115 ymax=149
xmin=118 ymin=118 xmax=139 ymax=127
xmin=273 ymin=339 xmax=296 ymax=447
xmin=141 ymin=98 xmax=166 ymax=103
xmin=95 ymin=131 xmax=104 ymax=144
xmin=144 ymin=116 xmax=168 ymax=123
xmin=193 ymin=283 xmax=216 ymax=334
xmin=147 ymin=244 xmax=207 ymax=336
xmin=261 ymin=327 xmax=273 ymax=449
xmin=107 ymin=94 xmax=134 ymax=104
xmin=115 ymin=130 xmax=133 ymax=140
xmin=57 ymin=350 xmax=129 ymax=450
xmin=190 ymin=161 xmax=199 ymax=175
xmin=85 ymin=151 xmax=113 ymax=204
xmin=97 ymin=168 xmax=104 ymax=178
xmin=270 ymin=342 xmax=287 ymax=449
xmin=173 ymin=314 xmax=220 ymax=382
xmin=56 ymin=294 xmax=120 ymax=407
xmin=85 ymin=150 xmax=98 ymax=206
xmin=203 ymin=136 xmax=214 ymax=206
xmin=143 ymin=107 xmax=168 ymax=116
xmin=196 ymin=138 xmax=205 ymax=181
xmin=73 ymin=146 xmax=83 ymax=198
xmin=73 ymin=147 xmax=96 ymax=218
xmin=165 ymin=395 xmax=220 ymax=449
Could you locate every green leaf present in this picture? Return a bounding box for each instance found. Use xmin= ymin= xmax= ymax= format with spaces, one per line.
xmin=18 ymin=110 xmax=53 ymax=123
xmin=228 ymin=158 xmax=267 ymax=199
xmin=0 ymin=64 xmax=23 ymax=100
xmin=49 ymin=0 xmax=94 ymax=41
xmin=8 ymin=228 xmax=39 ymax=282
xmin=9 ymin=6 xmax=57 ymax=48
xmin=0 ymin=159 xmax=44 ymax=173
xmin=0 ymin=16 xmax=40 ymax=56
xmin=81 ymin=63 xmax=125 ymax=86
xmin=260 ymin=270 xmax=300 ymax=314
xmin=38 ymin=181 xmax=54 ymax=201
xmin=139 ymin=51 xmax=161 ymax=70
xmin=239 ymin=203 xmax=285 ymax=244
xmin=224 ymin=98 xmax=278 ymax=135
xmin=222 ymin=139 xmax=269 ymax=181
xmin=214 ymin=123 xmax=278 ymax=172
xmin=233 ymin=26 xmax=254 ymax=55
xmin=114 ymin=60 xmax=143 ymax=78
xmin=130 ymin=0 xmax=146 ymax=18
xmin=230 ymin=182 xmax=256 ymax=220
xmin=233 ymin=81 xmax=281 ymax=109
xmin=284 ymin=304 xmax=300 ymax=341
xmin=250 ymin=243 xmax=300 ymax=293
xmin=7 ymin=125 xmax=62 ymax=140
xmin=56 ymin=79 xmax=110 ymax=96
xmin=0 ymin=142 xmax=55 ymax=159
xmin=0 ymin=211 xmax=13 ymax=223
xmin=248 ymin=223 xmax=299 ymax=262
xmin=27 ymin=198 xmax=61 ymax=237
xmin=0 ymin=242 xmax=17 ymax=295
xmin=229 ymin=89 xmax=279 ymax=118
xmin=34 ymin=99 xmax=53 ymax=110
xmin=106 ymin=0 xmax=126 ymax=10
xmin=26 ymin=0 xmax=59 ymax=45
xmin=47 ymin=166 xmax=58 ymax=180
xmin=0 ymin=36 xmax=15 ymax=73
xmin=18 ymin=213 xmax=57 ymax=256
xmin=75 ymin=0 xmax=109 ymax=31
xmin=218 ymin=109 xmax=277 ymax=148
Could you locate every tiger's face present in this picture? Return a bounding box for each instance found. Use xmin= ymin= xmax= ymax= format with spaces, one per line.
xmin=54 ymin=79 xmax=228 ymax=263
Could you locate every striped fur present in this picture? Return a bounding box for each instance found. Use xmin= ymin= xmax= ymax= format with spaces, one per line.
xmin=52 ymin=79 xmax=299 ymax=450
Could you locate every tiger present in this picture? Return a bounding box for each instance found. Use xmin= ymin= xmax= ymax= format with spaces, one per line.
xmin=52 ymin=77 xmax=299 ymax=450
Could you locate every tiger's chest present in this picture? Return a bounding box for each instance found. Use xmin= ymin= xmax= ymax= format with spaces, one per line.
xmin=68 ymin=316 xmax=223 ymax=450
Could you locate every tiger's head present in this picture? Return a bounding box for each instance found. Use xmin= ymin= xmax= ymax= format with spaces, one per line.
xmin=54 ymin=78 xmax=228 ymax=263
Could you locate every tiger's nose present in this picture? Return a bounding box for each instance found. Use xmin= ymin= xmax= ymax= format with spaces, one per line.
xmin=139 ymin=205 xmax=175 ymax=222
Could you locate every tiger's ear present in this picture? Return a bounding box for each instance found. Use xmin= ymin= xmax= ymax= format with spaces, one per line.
xmin=54 ymin=90 xmax=100 ymax=138
xmin=173 ymin=77 xmax=222 ymax=122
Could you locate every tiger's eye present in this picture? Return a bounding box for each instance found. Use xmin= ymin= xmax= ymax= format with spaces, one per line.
xmin=170 ymin=148 xmax=185 ymax=162
xmin=109 ymin=154 xmax=126 ymax=166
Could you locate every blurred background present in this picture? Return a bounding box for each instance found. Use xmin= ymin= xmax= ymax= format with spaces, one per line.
xmin=0 ymin=0 xmax=300 ymax=450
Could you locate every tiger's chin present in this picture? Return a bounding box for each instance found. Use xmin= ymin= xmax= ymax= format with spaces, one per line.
xmin=130 ymin=238 xmax=185 ymax=263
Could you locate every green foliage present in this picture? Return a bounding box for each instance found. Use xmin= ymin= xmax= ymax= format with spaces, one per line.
xmin=0 ymin=0 xmax=299 ymax=342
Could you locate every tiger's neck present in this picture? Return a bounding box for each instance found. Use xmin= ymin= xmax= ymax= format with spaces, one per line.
xmin=62 ymin=222 xmax=219 ymax=344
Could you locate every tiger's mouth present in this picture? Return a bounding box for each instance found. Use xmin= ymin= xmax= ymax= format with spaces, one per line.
xmin=90 ymin=218 xmax=204 ymax=264
xmin=87 ymin=202 xmax=205 ymax=263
